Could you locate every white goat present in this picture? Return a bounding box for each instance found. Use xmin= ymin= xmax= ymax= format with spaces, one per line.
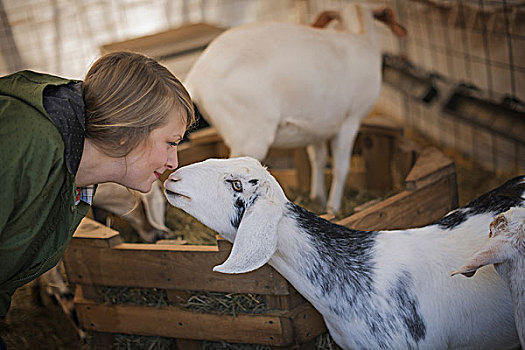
xmin=164 ymin=157 xmax=523 ymax=350
xmin=452 ymin=207 xmax=525 ymax=347
xmin=184 ymin=6 xmax=404 ymax=214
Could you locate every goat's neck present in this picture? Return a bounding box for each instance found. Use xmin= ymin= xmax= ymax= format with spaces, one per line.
xmin=496 ymin=259 xmax=525 ymax=341
xmin=269 ymin=202 xmax=377 ymax=315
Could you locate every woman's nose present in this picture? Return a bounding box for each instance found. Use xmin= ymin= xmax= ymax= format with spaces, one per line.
xmin=166 ymin=150 xmax=178 ymax=170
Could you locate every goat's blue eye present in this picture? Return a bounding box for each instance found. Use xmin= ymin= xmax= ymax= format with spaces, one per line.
xmin=231 ymin=180 xmax=243 ymax=192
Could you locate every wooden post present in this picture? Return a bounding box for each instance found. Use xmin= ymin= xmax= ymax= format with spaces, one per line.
xmin=90 ymin=332 xmax=115 ymax=350
xmin=293 ymin=148 xmax=311 ymax=193
xmin=176 ymin=339 xmax=202 ymax=350
xmin=359 ymin=115 xmax=403 ymax=195
xmin=361 ymin=133 xmax=394 ymax=194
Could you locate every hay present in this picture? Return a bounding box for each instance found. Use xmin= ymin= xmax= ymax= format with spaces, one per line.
xmin=182 ymin=291 xmax=268 ymax=316
xmin=112 ymin=335 xmax=341 ymax=350
xmin=165 ymin=206 xmax=217 ymax=245
xmin=315 ymin=333 xmax=343 ymax=350
xmin=100 ymin=287 xmax=169 ymax=307
xmin=202 ymin=341 xmax=270 ymax=350
xmin=98 ymin=286 xmax=268 ymax=317
xmin=113 ymin=334 xmax=176 ymax=350
xmin=287 ymin=187 xmax=380 ymax=220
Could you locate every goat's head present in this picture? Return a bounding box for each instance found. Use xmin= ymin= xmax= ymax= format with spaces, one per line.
xmin=164 ymin=157 xmax=288 ymax=274
xmin=451 ymin=207 xmax=525 ymax=278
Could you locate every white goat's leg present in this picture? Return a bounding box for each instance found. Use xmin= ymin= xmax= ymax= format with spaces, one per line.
xmin=327 ymin=118 xmax=361 ymax=214
xmin=307 ymin=141 xmax=328 ymax=207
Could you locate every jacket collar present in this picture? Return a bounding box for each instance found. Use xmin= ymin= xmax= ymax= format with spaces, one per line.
xmin=43 ymin=82 xmax=85 ymax=175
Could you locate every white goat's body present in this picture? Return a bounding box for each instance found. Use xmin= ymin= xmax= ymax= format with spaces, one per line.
xmin=185 ymin=16 xmax=382 ymax=213
xmin=164 ymin=158 xmax=524 ymax=349
xmin=271 ymin=213 xmax=517 ymax=349
xmin=186 ymin=23 xmax=380 ymax=149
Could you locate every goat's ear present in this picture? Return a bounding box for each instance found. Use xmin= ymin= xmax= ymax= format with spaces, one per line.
xmin=450 ymin=239 xmax=508 ymax=278
xmin=213 ymin=197 xmax=282 ymax=274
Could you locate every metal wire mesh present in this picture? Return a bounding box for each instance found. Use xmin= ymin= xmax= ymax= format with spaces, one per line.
xmin=1 ymin=0 xmax=523 ymax=171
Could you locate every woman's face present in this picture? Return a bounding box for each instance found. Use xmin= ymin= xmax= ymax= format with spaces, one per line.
xmin=120 ymin=111 xmax=186 ymax=193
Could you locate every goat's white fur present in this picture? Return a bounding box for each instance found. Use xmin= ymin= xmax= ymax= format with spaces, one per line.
xmin=452 ymin=207 xmax=525 ymax=347
xmin=165 ymin=157 xmax=522 ymax=350
xmin=184 ymin=5 xmax=382 ymax=213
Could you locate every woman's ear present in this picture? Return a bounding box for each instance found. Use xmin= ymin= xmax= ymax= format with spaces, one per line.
xmin=213 ymin=196 xmax=283 ymax=274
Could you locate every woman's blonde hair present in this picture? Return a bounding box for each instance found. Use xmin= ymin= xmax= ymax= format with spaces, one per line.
xmin=83 ymin=51 xmax=195 ymax=157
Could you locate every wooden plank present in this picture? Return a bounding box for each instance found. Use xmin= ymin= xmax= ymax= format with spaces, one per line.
xmin=360 ymin=114 xmax=403 ymax=138
xmin=288 ymin=304 xmax=326 ymax=344
xmin=64 ymin=225 xmax=291 ymax=295
xmin=293 ymin=148 xmax=310 ymax=193
xmin=188 ymin=126 xmax=222 ymax=145
xmin=361 ymin=133 xmax=394 ymax=194
xmin=100 ymin=23 xmax=225 ymax=59
xmin=271 ymin=167 xmax=365 ymax=195
xmin=90 ymin=332 xmax=115 ymax=350
xmin=265 ymin=286 xmax=306 ymax=311
xmin=337 ymin=174 xmax=457 ymax=230
xmin=177 ymin=141 xmax=223 ymax=167
xmin=175 ymin=339 xmax=202 ymax=350
xmin=77 ymin=285 xmax=103 ymax=302
xmin=404 ymin=147 xmax=455 ymax=190
xmin=71 ymin=218 xmax=121 ymax=247
xmin=74 ymin=298 xmax=295 ymax=346
xmin=391 ymin=138 xmax=419 ymax=190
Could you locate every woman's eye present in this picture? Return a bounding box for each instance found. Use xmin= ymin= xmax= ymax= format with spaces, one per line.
xmin=168 ymin=141 xmax=179 ymax=147
xmin=231 ymin=180 xmax=243 ymax=192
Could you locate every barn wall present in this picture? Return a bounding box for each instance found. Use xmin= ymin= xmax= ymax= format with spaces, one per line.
xmin=1 ymin=0 xmax=523 ymax=172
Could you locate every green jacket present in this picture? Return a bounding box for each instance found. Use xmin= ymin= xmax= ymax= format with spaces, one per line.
xmin=0 ymin=70 xmax=90 ymax=316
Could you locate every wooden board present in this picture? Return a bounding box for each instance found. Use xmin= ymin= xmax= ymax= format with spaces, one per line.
xmin=75 ymin=289 xmax=295 ymax=346
xmin=73 ymin=285 xmax=326 ymax=347
xmin=338 ymin=174 xmax=456 ymax=230
xmin=64 ymin=117 xmax=458 ymax=347
xmin=337 ymin=148 xmax=457 ymax=230
xmin=100 ymin=23 xmax=225 ymax=60
xmin=64 ymin=219 xmax=291 ymax=295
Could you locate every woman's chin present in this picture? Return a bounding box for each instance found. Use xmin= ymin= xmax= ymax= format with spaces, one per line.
xmin=129 ymin=181 xmax=153 ymax=193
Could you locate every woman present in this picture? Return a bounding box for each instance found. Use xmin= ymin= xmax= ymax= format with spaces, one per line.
xmin=0 ymin=52 xmax=195 ymax=318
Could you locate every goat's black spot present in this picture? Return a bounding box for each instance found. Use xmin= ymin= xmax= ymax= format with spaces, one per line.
xmin=286 ymin=202 xmax=377 ymax=315
xmin=436 ymin=175 xmax=525 ymax=229
xmin=231 ymin=195 xmax=246 ymax=229
xmin=247 ymin=194 xmax=259 ymax=207
xmin=390 ymin=271 xmax=426 ymax=343
xmin=286 ymin=203 xmax=428 ymax=349
xmin=249 ymin=179 xmax=259 ymax=185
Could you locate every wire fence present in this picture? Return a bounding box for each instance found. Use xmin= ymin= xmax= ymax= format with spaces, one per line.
xmin=1 ymin=0 xmax=524 ymax=172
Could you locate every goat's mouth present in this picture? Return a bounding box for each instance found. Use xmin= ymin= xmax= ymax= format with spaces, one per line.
xmin=165 ymin=189 xmax=191 ymax=202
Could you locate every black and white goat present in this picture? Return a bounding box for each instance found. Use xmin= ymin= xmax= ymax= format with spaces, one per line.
xmin=452 ymin=207 xmax=525 ymax=347
xmin=164 ymin=157 xmax=523 ymax=349
xmin=184 ymin=5 xmax=405 ymax=214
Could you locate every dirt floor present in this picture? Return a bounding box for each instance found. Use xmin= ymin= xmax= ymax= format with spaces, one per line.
xmin=0 ymin=282 xmax=88 ymax=350
xmin=0 ymin=134 xmax=521 ymax=349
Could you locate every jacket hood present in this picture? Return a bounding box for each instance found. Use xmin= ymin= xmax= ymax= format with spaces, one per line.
xmin=0 ymin=70 xmax=85 ymax=174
